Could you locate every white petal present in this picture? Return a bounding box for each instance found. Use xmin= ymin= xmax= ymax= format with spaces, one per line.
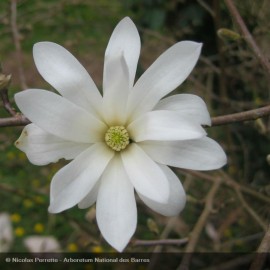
xmin=15 ymin=124 xmax=90 ymax=165
xmin=102 ymin=54 xmax=129 ymax=125
xmin=33 ymin=42 xmax=102 ymax=116
xmin=15 ymin=89 xmax=107 ymax=143
xmin=0 ymin=213 xmax=13 ymax=252
xmin=48 ymin=143 xmax=114 ymax=213
xmin=24 ymin=236 xmax=61 ymax=253
xmin=154 ymin=94 xmax=211 ymax=126
xmin=121 ymin=144 xmax=169 ymax=203
xmin=138 ymin=165 xmax=186 ymax=216
xmin=96 ymin=155 xmax=137 ymax=252
xmin=127 ymin=41 xmax=202 ymax=120
xmin=104 ymin=17 xmax=140 ymax=89
xmin=78 ymin=181 xmax=100 ymax=209
xmin=139 ymin=137 xmax=227 ymax=170
xmin=128 ymin=110 xmax=206 ymax=142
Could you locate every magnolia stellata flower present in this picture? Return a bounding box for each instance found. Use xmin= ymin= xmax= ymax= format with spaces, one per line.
xmin=14 ymin=17 xmax=226 ymax=252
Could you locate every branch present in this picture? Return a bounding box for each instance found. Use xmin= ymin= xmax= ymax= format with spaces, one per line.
xmin=132 ymin=238 xmax=188 ymax=247
xmin=10 ymin=0 xmax=28 ymax=89
xmin=1 ymin=104 xmax=270 ymax=128
xmin=211 ymin=104 xmax=270 ymax=126
xmin=224 ymin=0 xmax=270 ymax=76
xmin=0 ymin=73 xmax=16 ymax=116
xmin=0 ymin=114 xmax=30 ymax=127
xmin=236 ymin=189 xmax=267 ymax=231
xmin=177 ymin=179 xmax=221 ymax=270
xmin=180 ymin=170 xmax=270 ymax=205
xmin=249 ymin=225 xmax=270 ymax=270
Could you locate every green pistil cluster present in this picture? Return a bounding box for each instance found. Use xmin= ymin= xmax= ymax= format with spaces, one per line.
xmin=105 ymin=126 xmax=130 ymax=152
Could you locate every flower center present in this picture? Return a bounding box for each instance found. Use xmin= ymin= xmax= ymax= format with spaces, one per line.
xmin=105 ymin=126 xmax=130 ymax=152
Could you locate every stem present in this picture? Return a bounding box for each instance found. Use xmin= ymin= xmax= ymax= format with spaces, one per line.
xmin=133 ymin=238 xmax=188 ymax=247
xmin=249 ymin=225 xmax=270 ymax=270
xmin=211 ymin=104 xmax=270 ymax=126
xmin=10 ymin=0 xmax=28 ymax=89
xmin=177 ymin=179 xmax=221 ymax=270
xmin=224 ymin=0 xmax=270 ymax=76
xmin=0 ymin=115 xmax=30 ymax=127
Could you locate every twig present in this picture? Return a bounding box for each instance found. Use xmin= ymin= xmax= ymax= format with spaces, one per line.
xmin=146 ymin=217 xmax=181 ymax=270
xmin=202 ymin=254 xmax=254 ymax=270
xmin=0 ymin=182 xmax=44 ymax=200
xmin=224 ymin=0 xmax=270 ymax=76
xmin=10 ymin=0 xmax=28 ymax=89
xmin=0 ymin=87 xmax=17 ymax=116
xmin=211 ymin=104 xmax=270 ymax=126
xmin=0 ymin=115 xmax=30 ymax=127
xmin=0 ymin=72 xmax=16 ymax=116
xmin=1 ymin=104 xmax=270 ymax=128
xmin=197 ymin=0 xmax=215 ymax=17
xmin=177 ymin=179 xmax=221 ymax=270
xmin=133 ymin=238 xmax=188 ymax=247
xmin=249 ymin=225 xmax=270 ymax=270
xmin=180 ymin=170 xmax=270 ymax=205
xmin=236 ymin=189 xmax=267 ymax=231
xmin=0 ymin=72 xmax=30 ymax=127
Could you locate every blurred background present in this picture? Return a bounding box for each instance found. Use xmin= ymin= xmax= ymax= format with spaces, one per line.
xmin=0 ymin=0 xmax=270 ymax=268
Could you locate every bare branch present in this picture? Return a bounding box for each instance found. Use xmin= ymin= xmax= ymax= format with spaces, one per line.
xmin=0 ymin=114 xmax=30 ymax=127
xmin=180 ymin=170 xmax=270 ymax=205
xmin=236 ymin=189 xmax=267 ymax=231
xmin=224 ymin=0 xmax=270 ymax=76
xmin=211 ymin=104 xmax=270 ymax=126
xmin=132 ymin=238 xmax=188 ymax=247
xmin=1 ymin=104 xmax=270 ymax=128
xmin=0 ymin=73 xmax=17 ymax=116
xmin=177 ymin=179 xmax=221 ymax=270
xmin=249 ymin=225 xmax=270 ymax=270
xmin=10 ymin=0 xmax=28 ymax=89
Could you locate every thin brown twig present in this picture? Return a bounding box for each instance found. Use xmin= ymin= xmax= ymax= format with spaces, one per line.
xmin=236 ymin=189 xmax=267 ymax=231
xmin=1 ymin=103 xmax=270 ymax=128
xmin=180 ymin=170 xmax=270 ymax=205
xmin=177 ymin=179 xmax=221 ymax=270
xmin=202 ymin=254 xmax=254 ymax=270
xmin=0 ymin=115 xmax=30 ymax=127
xmin=133 ymin=238 xmax=188 ymax=247
xmin=0 ymin=73 xmax=17 ymax=116
xmin=211 ymin=104 xmax=270 ymax=126
xmin=10 ymin=0 xmax=28 ymax=90
xmin=146 ymin=217 xmax=181 ymax=270
xmin=224 ymin=0 xmax=270 ymax=76
xmin=0 ymin=182 xmax=45 ymax=200
xmin=0 ymin=87 xmax=17 ymax=116
xmin=249 ymin=225 xmax=270 ymax=270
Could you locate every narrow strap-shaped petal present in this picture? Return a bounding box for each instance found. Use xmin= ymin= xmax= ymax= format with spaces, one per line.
xmin=128 ymin=110 xmax=206 ymax=142
xmin=127 ymin=41 xmax=202 ymax=121
xmin=78 ymin=181 xmax=100 ymax=209
xmin=96 ymin=155 xmax=137 ymax=252
xmin=138 ymin=164 xmax=186 ymax=216
xmin=121 ymin=143 xmax=170 ymax=203
xmin=33 ymin=42 xmax=102 ymax=116
xmin=104 ymin=17 xmax=140 ymax=90
xmin=102 ymin=54 xmax=129 ymax=125
xmin=49 ymin=143 xmax=114 ymax=213
xmin=15 ymin=124 xmax=90 ymax=165
xmin=15 ymin=89 xmax=107 ymax=143
xmin=139 ymin=137 xmax=227 ymax=170
xmin=154 ymin=94 xmax=211 ymax=126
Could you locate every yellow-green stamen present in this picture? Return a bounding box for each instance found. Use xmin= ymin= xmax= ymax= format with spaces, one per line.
xmin=105 ymin=126 xmax=130 ymax=151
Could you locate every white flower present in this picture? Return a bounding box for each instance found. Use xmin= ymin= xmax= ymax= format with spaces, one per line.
xmin=14 ymin=17 xmax=226 ymax=252
xmin=0 ymin=213 xmax=13 ymax=252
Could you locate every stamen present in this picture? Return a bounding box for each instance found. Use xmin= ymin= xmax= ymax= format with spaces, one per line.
xmin=105 ymin=126 xmax=130 ymax=151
